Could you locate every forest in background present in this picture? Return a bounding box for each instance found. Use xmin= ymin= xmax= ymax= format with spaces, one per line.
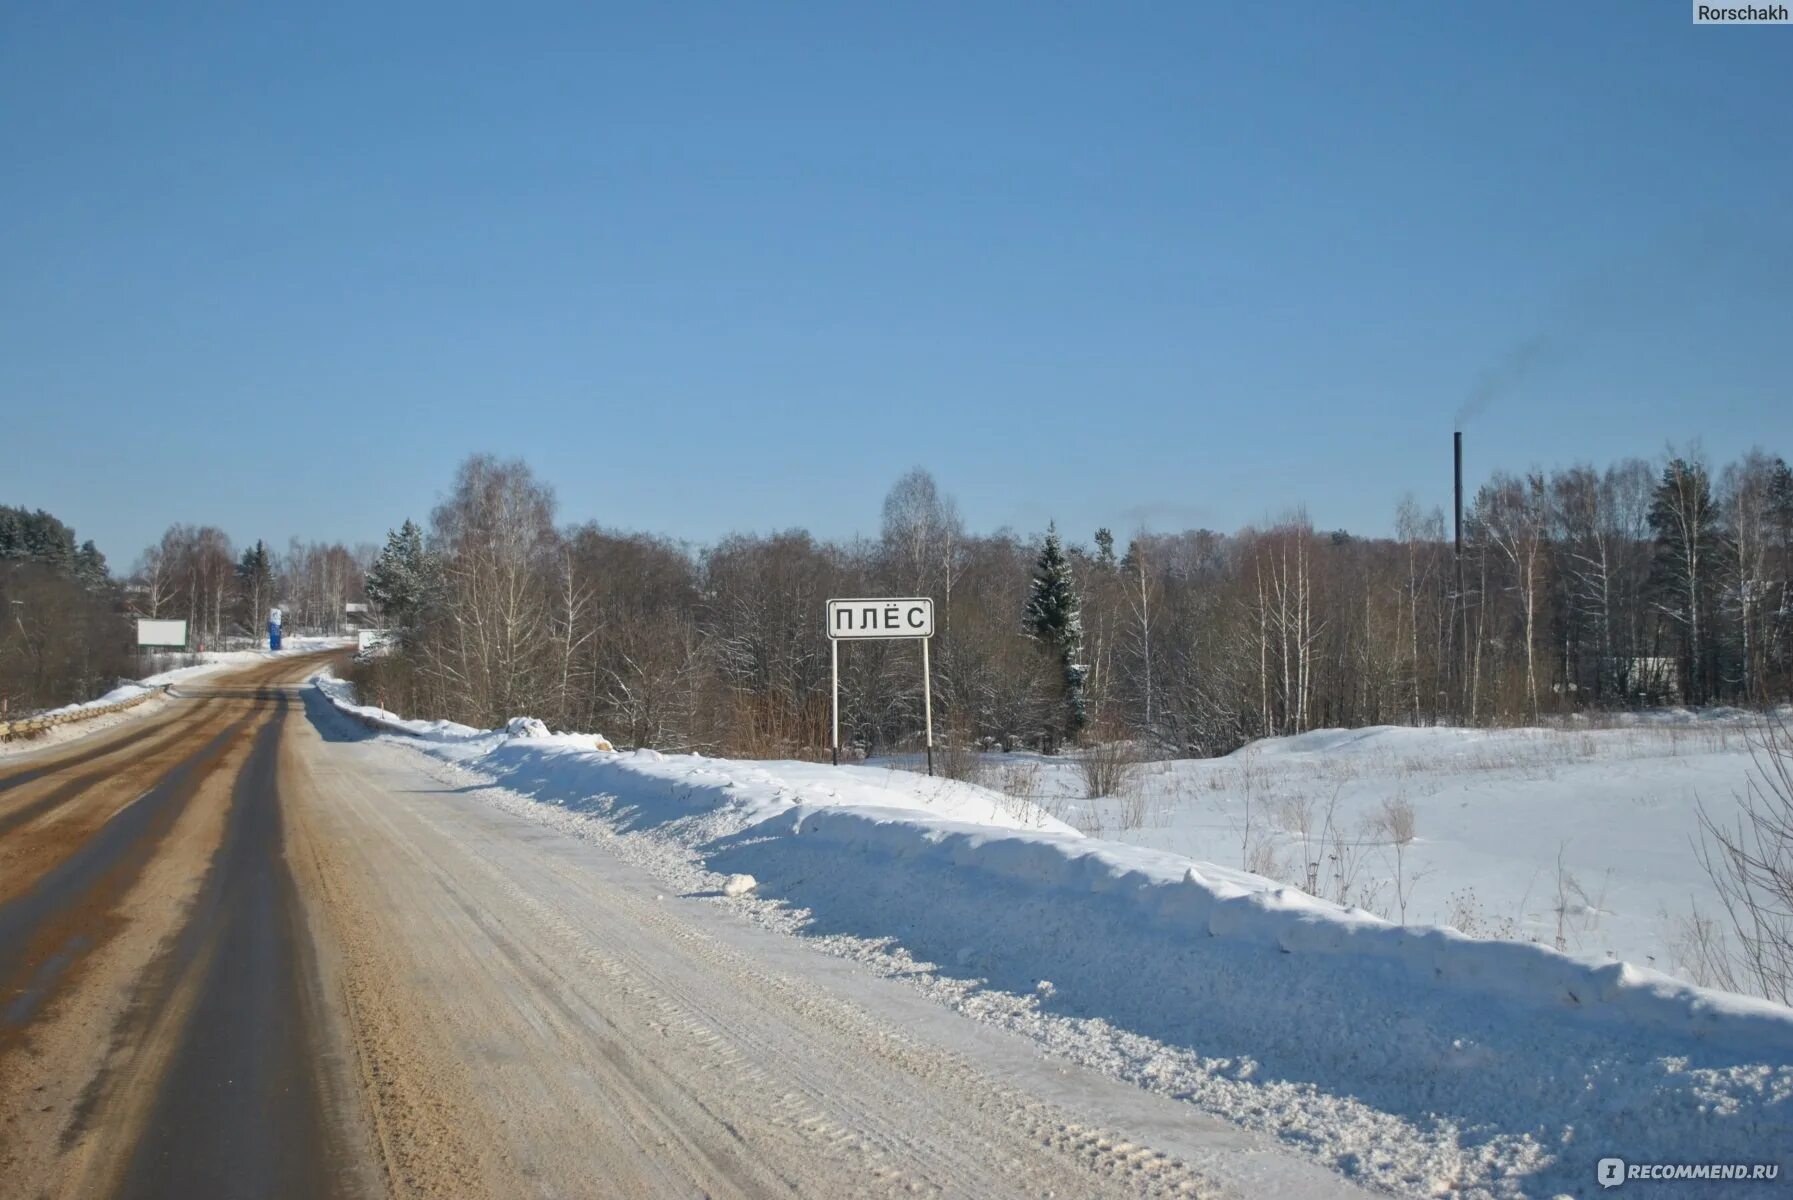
xmin=8 ymin=441 xmax=1790 ymax=747
xmin=0 ymin=506 xmax=369 ymax=715
xmin=349 ymin=446 xmax=1793 ymax=760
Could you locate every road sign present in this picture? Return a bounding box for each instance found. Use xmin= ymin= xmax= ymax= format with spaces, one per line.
xmin=827 ymin=597 xmax=934 ymax=640
xmin=137 ymin=619 xmax=188 ymax=648
xmin=826 ymin=597 xmax=936 ymax=774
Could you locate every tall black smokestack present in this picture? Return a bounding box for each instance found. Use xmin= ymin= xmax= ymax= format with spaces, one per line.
xmin=1453 ymin=429 xmax=1467 ymax=707
xmin=1453 ymin=430 xmax=1463 ymax=560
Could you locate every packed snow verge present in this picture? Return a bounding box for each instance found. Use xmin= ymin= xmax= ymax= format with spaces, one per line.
xmin=310 ymin=673 xmax=1793 ymax=1198
xmin=316 ymin=678 xmax=613 ymax=749
xmin=780 ymin=811 xmax=1793 ymax=1046
xmin=22 ymin=682 xmax=165 ymax=724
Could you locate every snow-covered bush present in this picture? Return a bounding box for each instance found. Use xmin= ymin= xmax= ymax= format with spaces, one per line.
xmin=1074 ymin=734 xmax=1141 ymax=805
xmin=1698 ymin=714 xmax=1793 ymax=1004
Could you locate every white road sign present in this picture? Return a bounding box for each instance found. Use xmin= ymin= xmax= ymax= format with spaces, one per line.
xmin=827 ymin=597 xmax=934 ymax=640
xmin=136 ymin=619 xmax=189 ymax=648
xmin=826 ymin=597 xmax=937 ymax=774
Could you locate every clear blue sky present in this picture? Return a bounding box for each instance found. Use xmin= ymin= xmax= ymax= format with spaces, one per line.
xmin=3 ymin=3 xmax=1789 ymax=567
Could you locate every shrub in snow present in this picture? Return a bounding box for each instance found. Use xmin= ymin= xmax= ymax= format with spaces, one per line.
xmin=722 ymin=873 xmax=758 ymax=898
xmin=1076 ymin=732 xmax=1142 ymax=807
xmin=1697 ymin=715 xmax=1793 ymax=1005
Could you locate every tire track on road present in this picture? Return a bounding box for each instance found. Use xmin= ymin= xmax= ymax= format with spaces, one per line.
xmin=0 ymin=718 xmax=182 ymax=797
xmin=111 ymin=693 xmax=355 ymax=1200
xmin=0 ymin=702 xmax=264 ymax=1043
xmin=0 ymin=651 xmax=360 ymax=1199
xmin=0 ymin=697 xmax=232 ymax=839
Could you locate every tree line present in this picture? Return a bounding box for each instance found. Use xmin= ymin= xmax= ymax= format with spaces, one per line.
xmin=133 ymin=526 xmax=369 ymax=646
xmin=0 ymin=505 xmax=371 ymax=715
xmin=0 ymin=506 xmax=131 ymax=715
xmin=353 ymin=447 xmax=1793 ymax=759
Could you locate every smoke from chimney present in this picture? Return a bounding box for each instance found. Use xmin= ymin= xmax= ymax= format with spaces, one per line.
xmin=1455 ymin=333 xmax=1560 ymax=430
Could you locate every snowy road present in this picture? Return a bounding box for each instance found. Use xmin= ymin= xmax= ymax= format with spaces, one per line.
xmin=0 ymin=656 xmax=1362 ymax=1198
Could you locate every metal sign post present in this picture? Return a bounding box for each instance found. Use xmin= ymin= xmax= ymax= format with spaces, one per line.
xmin=826 ymin=597 xmax=935 ymax=775
xmin=921 ymin=636 xmax=933 ymax=777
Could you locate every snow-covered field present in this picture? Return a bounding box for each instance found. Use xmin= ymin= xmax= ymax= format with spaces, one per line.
xmin=312 ymin=675 xmax=1793 ymax=1198
xmin=892 ymin=714 xmax=1789 ymax=992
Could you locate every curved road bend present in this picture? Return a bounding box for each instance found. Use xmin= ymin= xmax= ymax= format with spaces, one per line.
xmin=0 ymin=653 xmax=1362 ymax=1200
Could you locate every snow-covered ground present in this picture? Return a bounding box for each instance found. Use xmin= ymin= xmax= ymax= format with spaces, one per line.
xmin=312 ymin=675 xmax=1793 ymax=1199
xmin=882 ymin=714 xmax=1789 ymax=992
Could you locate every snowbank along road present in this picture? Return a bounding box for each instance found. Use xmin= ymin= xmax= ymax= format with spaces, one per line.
xmin=0 ymin=653 xmax=1360 ymax=1199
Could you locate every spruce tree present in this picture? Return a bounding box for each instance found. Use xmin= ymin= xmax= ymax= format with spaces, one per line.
xmin=365 ymin=519 xmax=443 ymax=636
xmin=73 ymin=540 xmax=109 ymax=591
xmin=0 ymin=506 xmax=76 ymax=569
xmin=1093 ymin=527 xmax=1116 ymax=572
xmin=1023 ymin=523 xmax=1087 ymax=743
xmin=0 ymin=508 xmax=109 ymax=589
xmin=236 ymin=540 xmax=275 ymax=633
xmin=1769 ymin=458 xmax=1793 ymax=550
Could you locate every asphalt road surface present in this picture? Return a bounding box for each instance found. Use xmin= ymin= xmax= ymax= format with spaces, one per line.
xmin=0 ymin=654 xmax=1359 ymax=1199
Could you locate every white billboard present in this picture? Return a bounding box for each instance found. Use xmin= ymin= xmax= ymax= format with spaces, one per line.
xmin=136 ymin=619 xmax=189 ymax=648
xmin=827 ymin=597 xmax=934 ymax=640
